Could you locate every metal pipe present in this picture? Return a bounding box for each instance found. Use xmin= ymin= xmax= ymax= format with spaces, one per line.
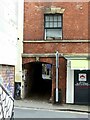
xmin=56 ymin=51 xmax=59 ymax=102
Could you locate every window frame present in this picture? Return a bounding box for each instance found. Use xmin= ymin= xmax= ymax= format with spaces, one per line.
xmin=44 ymin=14 xmax=63 ymax=40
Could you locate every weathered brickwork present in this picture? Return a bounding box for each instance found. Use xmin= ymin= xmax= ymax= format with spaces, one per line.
xmin=24 ymin=42 xmax=88 ymax=54
xmin=0 ymin=65 xmax=15 ymax=97
xmin=24 ymin=2 xmax=88 ymax=40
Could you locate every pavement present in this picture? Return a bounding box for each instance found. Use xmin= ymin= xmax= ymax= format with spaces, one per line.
xmin=14 ymin=99 xmax=90 ymax=113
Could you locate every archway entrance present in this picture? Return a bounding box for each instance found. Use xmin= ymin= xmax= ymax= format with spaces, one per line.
xmin=23 ymin=62 xmax=52 ymax=102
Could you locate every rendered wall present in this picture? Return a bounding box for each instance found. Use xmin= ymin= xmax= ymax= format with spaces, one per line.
xmin=0 ymin=0 xmax=18 ymax=65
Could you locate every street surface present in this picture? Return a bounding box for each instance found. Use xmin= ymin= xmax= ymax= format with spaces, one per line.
xmin=14 ymin=107 xmax=89 ymax=119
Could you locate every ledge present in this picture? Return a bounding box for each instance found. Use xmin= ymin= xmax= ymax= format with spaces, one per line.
xmin=23 ymin=40 xmax=90 ymax=43
xmin=64 ymin=53 xmax=90 ymax=60
xmin=22 ymin=53 xmax=59 ymax=58
xmin=22 ymin=53 xmax=90 ymax=60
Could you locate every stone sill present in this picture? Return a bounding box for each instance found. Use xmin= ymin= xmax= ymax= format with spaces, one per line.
xmin=23 ymin=40 xmax=90 ymax=43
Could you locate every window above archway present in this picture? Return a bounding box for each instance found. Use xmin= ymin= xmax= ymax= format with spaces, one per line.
xmin=44 ymin=7 xmax=65 ymax=40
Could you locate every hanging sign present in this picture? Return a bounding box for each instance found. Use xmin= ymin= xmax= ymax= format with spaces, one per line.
xmin=79 ymin=74 xmax=87 ymax=82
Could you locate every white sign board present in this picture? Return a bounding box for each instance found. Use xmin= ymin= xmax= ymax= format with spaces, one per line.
xmin=79 ymin=74 xmax=87 ymax=82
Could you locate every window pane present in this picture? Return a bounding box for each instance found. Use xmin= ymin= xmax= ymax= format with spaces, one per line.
xmin=45 ymin=16 xmax=49 ymax=21
xmin=50 ymin=22 xmax=53 ymax=27
xmin=58 ymin=22 xmax=62 ymax=27
xmin=54 ymin=22 xmax=57 ymax=27
xmin=59 ymin=29 xmax=62 ymax=39
xmin=45 ymin=22 xmax=49 ymax=27
xmin=54 ymin=16 xmax=57 ymax=21
xmin=49 ymin=16 xmax=53 ymax=21
xmin=58 ymin=16 xmax=62 ymax=21
xmin=46 ymin=29 xmax=62 ymax=39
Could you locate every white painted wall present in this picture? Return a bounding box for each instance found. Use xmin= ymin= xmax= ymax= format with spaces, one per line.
xmin=0 ymin=0 xmax=18 ymax=65
xmin=15 ymin=0 xmax=24 ymax=83
xmin=15 ymin=0 xmax=24 ymax=99
xmin=66 ymin=60 xmax=74 ymax=103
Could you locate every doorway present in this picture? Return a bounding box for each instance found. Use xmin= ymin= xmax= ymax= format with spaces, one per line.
xmin=74 ymin=70 xmax=90 ymax=105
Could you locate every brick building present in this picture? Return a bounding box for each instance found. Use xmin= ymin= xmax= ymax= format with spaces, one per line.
xmin=22 ymin=2 xmax=90 ymax=104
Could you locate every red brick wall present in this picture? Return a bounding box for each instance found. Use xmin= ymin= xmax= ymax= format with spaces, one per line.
xmin=23 ymin=42 xmax=88 ymax=54
xmin=59 ymin=58 xmax=67 ymax=103
xmin=24 ymin=2 xmax=88 ymax=40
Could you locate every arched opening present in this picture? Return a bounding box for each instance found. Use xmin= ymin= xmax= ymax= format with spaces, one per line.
xmin=23 ymin=61 xmax=52 ymax=102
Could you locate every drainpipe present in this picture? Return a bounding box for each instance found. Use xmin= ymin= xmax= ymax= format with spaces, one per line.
xmin=55 ymin=51 xmax=59 ymax=102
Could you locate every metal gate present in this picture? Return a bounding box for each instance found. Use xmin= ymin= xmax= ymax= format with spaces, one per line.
xmin=74 ymin=70 xmax=90 ymax=105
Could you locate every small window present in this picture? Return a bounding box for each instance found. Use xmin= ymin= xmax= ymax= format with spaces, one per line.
xmin=44 ymin=14 xmax=62 ymax=40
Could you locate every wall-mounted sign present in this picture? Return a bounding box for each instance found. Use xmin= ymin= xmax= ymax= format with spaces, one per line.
xmin=79 ymin=73 xmax=87 ymax=82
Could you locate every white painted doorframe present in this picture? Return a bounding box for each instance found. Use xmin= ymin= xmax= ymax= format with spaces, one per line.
xmin=66 ymin=60 xmax=74 ymax=104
